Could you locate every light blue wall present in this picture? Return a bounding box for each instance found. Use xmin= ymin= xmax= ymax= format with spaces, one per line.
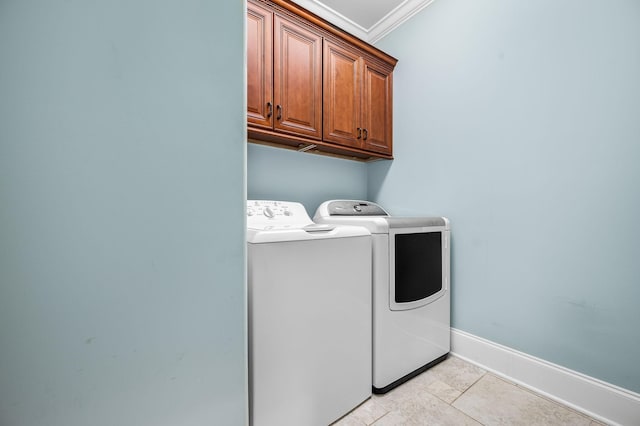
xmin=371 ymin=0 xmax=640 ymax=392
xmin=0 ymin=1 xmax=247 ymax=425
xmin=248 ymin=144 xmax=367 ymax=214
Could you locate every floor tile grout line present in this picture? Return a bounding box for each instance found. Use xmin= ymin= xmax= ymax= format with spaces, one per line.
xmin=446 ymin=371 xmax=490 ymax=426
xmin=369 ymin=410 xmax=391 ymax=426
xmin=429 ymin=391 xmax=459 ymax=406
xmin=366 ymin=404 xmax=389 ymax=426
xmin=449 ymin=370 xmax=487 ymax=405
xmin=446 ymin=399 xmax=487 ymax=426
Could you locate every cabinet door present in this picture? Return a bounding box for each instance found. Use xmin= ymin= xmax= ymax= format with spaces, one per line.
xmin=323 ymin=41 xmax=362 ymax=148
xmin=247 ymin=2 xmax=273 ymax=129
xmin=273 ymin=15 xmax=322 ymax=139
xmin=362 ymin=61 xmax=393 ymax=155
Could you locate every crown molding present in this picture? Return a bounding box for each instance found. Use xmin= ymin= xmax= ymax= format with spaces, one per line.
xmin=291 ymin=0 xmax=437 ymax=44
xmin=368 ymin=0 xmax=437 ymax=43
xmin=291 ymin=0 xmax=369 ymax=40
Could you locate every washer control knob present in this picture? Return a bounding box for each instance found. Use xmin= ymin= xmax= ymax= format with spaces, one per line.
xmin=263 ymin=206 xmax=275 ymax=218
xmin=284 ymin=210 xmax=292 ymax=216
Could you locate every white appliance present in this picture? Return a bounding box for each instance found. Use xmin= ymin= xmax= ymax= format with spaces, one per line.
xmin=247 ymin=200 xmax=372 ymax=426
xmin=314 ymin=200 xmax=450 ymax=394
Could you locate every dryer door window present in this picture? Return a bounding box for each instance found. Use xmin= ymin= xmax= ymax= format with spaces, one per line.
xmin=389 ymin=228 xmax=447 ymax=311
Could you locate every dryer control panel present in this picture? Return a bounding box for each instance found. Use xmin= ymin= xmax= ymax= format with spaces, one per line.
xmin=326 ymin=200 xmax=388 ymax=216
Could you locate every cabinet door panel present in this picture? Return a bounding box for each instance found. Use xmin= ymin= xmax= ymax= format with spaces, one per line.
xmin=274 ymin=15 xmax=322 ymax=139
xmin=323 ymin=41 xmax=362 ymax=148
xmin=247 ymin=2 xmax=273 ymax=129
xmin=362 ymin=62 xmax=393 ymax=155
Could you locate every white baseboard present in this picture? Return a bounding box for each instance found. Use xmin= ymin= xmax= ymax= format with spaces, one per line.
xmin=450 ymin=328 xmax=640 ymax=426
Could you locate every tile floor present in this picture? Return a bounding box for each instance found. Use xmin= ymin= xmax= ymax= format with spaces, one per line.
xmin=332 ymin=355 xmax=606 ymax=426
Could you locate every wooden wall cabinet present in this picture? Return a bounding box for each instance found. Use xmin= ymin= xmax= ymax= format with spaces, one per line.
xmin=362 ymin=60 xmax=393 ymax=155
xmin=323 ymin=41 xmax=393 ymax=156
xmin=247 ymin=0 xmax=397 ymax=161
xmin=247 ymin=2 xmax=322 ymax=139
xmin=247 ymin=2 xmax=273 ymax=128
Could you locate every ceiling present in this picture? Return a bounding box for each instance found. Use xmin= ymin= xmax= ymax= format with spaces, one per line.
xmin=293 ymin=0 xmax=437 ymax=43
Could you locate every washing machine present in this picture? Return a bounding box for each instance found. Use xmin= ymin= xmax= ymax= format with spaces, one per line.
xmin=247 ymin=200 xmax=372 ymax=426
xmin=314 ymin=200 xmax=450 ymax=394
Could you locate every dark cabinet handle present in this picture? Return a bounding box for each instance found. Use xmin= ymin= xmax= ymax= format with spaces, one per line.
xmin=276 ymin=105 xmax=282 ymax=120
xmin=266 ymin=102 xmax=273 ymax=118
xmin=363 ymin=128 xmax=368 ymax=140
xmin=357 ymin=127 xmax=362 ymax=139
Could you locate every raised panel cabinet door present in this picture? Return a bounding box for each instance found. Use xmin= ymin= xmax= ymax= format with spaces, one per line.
xmin=362 ymin=61 xmax=393 ymax=155
xmin=323 ymin=41 xmax=362 ymax=148
xmin=273 ymin=14 xmax=322 ymax=139
xmin=247 ymin=2 xmax=273 ymax=129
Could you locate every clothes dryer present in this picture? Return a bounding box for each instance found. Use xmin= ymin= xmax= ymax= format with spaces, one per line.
xmin=247 ymin=200 xmax=372 ymax=425
xmin=314 ymin=200 xmax=450 ymax=393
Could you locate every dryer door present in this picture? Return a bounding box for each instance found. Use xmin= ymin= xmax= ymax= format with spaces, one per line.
xmin=389 ymin=226 xmax=449 ymax=311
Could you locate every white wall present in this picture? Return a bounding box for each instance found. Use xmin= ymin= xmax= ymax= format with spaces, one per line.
xmin=370 ymin=0 xmax=640 ymax=393
xmin=0 ymin=1 xmax=247 ymax=424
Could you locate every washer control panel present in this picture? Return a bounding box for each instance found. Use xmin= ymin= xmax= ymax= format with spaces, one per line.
xmin=247 ymin=200 xmax=312 ymax=229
